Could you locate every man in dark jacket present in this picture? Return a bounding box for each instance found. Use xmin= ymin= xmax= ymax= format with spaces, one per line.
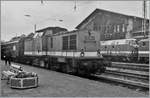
xmin=4 ymin=51 xmax=12 ymax=66
xmin=7 ymin=51 xmax=12 ymax=66
xmin=4 ymin=55 xmax=8 ymax=65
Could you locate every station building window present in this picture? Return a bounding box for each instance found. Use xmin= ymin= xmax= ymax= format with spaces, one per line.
xmin=122 ymin=24 xmax=125 ymax=32
xmin=114 ymin=25 xmax=116 ymax=32
xmin=117 ymin=25 xmax=120 ymax=32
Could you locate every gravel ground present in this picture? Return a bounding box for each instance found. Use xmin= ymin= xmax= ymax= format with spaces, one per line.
xmin=0 ymin=61 xmax=149 ymax=97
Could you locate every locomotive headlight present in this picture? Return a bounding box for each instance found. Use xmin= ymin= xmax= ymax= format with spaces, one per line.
xmin=80 ymin=48 xmax=85 ymax=57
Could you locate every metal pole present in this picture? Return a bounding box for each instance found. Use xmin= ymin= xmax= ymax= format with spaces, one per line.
xmin=143 ymin=0 xmax=147 ymax=38
xmin=41 ymin=0 xmax=43 ymax=4
xmin=74 ymin=0 xmax=77 ymax=11
xmin=34 ymin=24 xmax=36 ymax=33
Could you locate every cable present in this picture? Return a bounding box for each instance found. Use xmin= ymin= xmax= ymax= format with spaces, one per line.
xmin=74 ymin=0 xmax=77 ymax=11
xmin=41 ymin=0 xmax=44 ymax=4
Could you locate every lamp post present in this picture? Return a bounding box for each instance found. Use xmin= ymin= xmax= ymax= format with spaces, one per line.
xmin=24 ymin=14 xmax=63 ymax=33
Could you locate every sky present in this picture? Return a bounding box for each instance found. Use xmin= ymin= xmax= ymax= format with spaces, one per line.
xmin=1 ymin=0 xmax=150 ymax=41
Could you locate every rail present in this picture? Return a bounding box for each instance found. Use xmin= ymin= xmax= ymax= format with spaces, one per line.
xmin=96 ymin=62 xmax=149 ymax=89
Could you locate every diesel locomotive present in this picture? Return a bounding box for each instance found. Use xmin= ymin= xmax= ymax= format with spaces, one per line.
xmin=1 ymin=29 xmax=110 ymax=75
xmin=100 ymin=38 xmax=149 ymax=63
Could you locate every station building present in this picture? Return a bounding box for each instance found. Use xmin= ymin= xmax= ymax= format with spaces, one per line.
xmin=76 ymin=8 xmax=149 ymax=41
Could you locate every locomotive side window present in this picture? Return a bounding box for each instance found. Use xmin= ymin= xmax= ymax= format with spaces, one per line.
xmin=62 ymin=36 xmax=69 ymax=50
xmin=70 ymin=35 xmax=76 ymax=50
xmin=51 ymin=37 xmax=53 ymax=48
xmin=62 ymin=35 xmax=76 ymax=50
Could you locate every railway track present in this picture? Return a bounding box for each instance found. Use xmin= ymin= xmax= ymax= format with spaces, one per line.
xmin=96 ymin=74 xmax=149 ymax=89
xmin=12 ymin=60 xmax=149 ymax=89
xmin=105 ymin=70 xmax=149 ymax=80
xmin=106 ymin=67 xmax=149 ymax=79
xmin=111 ymin=62 xmax=149 ymax=71
xmin=95 ymin=62 xmax=149 ymax=89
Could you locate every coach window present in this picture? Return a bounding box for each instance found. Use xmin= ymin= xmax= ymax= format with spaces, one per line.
xmin=93 ymin=23 xmax=97 ymax=31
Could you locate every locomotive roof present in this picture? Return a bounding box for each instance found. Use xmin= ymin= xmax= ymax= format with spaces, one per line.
xmin=76 ymin=8 xmax=149 ymax=29
xmin=53 ymin=29 xmax=80 ymax=36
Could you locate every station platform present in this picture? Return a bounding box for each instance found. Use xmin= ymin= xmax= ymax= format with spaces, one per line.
xmin=0 ymin=61 xmax=148 ymax=97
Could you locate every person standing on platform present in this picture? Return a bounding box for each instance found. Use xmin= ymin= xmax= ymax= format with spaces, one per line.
xmin=4 ymin=55 xmax=8 ymax=65
xmin=7 ymin=51 xmax=12 ymax=66
xmin=4 ymin=51 xmax=12 ymax=66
